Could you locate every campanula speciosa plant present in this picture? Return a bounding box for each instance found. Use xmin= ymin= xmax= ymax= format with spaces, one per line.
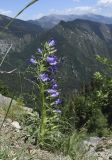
xmin=30 ymin=39 xmax=62 ymax=145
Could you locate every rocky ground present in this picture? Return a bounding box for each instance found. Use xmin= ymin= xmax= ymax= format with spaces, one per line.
xmin=84 ymin=137 xmax=112 ymax=160
xmin=0 ymin=94 xmax=70 ymax=160
xmin=0 ymin=114 xmax=70 ymax=160
xmin=1 ymin=114 xmax=112 ymax=160
xmin=0 ymin=94 xmax=112 ymax=160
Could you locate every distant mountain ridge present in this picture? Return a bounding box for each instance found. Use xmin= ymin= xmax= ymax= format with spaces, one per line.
xmin=40 ymin=19 xmax=112 ymax=90
xmin=0 ymin=14 xmax=44 ymax=95
xmin=0 ymin=14 xmax=112 ymax=93
xmin=29 ymin=14 xmax=112 ymax=29
xmin=0 ymin=14 xmax=43 ymax=69
xmin=0 ymin=14 xmax=42 ymax=34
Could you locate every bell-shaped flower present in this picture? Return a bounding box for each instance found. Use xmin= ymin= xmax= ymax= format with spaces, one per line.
xmin=52 ymin=83 xmax=58 ymax=89
xmin=55 ymin=98 xmax=62 ymax=105
xmin=47 ymin=56 xmax=58 ymax=66
xmin=48 ymin=39 xmax=56 ymax=47
xmin=50 ymin=92 xmax=59 ymax=97
xmin=37 ymin=48 xmax=42 ymax=54
xmin=39 ymin=73 xmax=49 ymax=82
xmin=30 ymin=56 xmax=37 ymax=65
xmin=47 ymin=89 xmax=59 ymax=97
xmin=47 ymin=89 xmax=57 ymax=94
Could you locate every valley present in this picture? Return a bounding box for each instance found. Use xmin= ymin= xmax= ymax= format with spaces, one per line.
xmin=0 ymin=14 xmax=112 ymax=94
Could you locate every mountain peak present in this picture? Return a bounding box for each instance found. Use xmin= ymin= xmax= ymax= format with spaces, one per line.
xmin=29 ymin=14 xmax=112 ymax=30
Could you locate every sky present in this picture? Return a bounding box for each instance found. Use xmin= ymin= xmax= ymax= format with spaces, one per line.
xmin=0 ymin=0 xmax=112 ymax=20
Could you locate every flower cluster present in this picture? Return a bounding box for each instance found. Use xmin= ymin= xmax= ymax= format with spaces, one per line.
xmin=30 ymin=39 xmax=62 ymax=113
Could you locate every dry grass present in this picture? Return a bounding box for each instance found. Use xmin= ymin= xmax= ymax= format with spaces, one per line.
xmin=0 ymin=102 xmax=26 ymax=122
xmin=0 ymin=112 xmax=70 ymax=160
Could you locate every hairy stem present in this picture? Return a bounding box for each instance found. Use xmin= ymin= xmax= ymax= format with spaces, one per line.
xmin=40 ymin=82 xmax=47 ymax=144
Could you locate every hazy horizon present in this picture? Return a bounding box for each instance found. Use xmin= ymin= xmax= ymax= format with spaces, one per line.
xmin=0 ymin=0 xmax=112 ymax=20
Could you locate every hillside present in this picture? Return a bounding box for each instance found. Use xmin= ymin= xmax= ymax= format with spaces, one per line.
xmin=0 ymin=14 xmax=43 ymax=70
xmin=0 ymin=14 xmax=112 ymax=93
xmin=29 ymin=14 xmax=112 ymax=30
xmin=0 ymin=14 xmax=112 ymax=160
xmin=39 ymin=19 xmax=112 ymax=91
xmin=0 ymin=14 xmax=44 ymax=94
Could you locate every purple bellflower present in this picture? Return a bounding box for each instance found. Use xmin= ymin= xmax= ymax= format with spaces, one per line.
xmin=39 ymin=73 xmax=49 ymax=82
xmin=31 ymin=39 xmax=62 ymax=118
xmin=47 ymin=56 xmax=58 ymax=66
xmin=30 ymin=56 xmax=37 ymax=65
xmin=48 ymin=39 xmax=56 ymax=47
xmin=37 ymin=48 xmax=42 ymax=54
xmin=52 ymin=83 xmax=58 ymax=89
xmin=47 ymin=89 xmax=57 ymax=94
xmin=50 ymin=92 xmax=59 ymax=97
xmin=47 ymin=89 xmax=59 ymax=97
xmin=55 ymin=98 xmax=62 ymax=105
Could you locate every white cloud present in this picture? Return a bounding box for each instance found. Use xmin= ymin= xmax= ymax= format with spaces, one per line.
xmin=33 ymin=3 xmax=112 ymax=20
xmin=48 ymin=6 xmax=101 ymax=16
xmin=33 ymin=6 xmax=102 ymax=19
xmin=97 ymin=0 xmax=112 ymax=6
xmin=0 ymin=9 xmax=12 ymax=16
xmin=63 ymin=6 xmax=99 ymax=15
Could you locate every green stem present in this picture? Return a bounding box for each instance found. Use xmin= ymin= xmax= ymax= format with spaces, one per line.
xmin=40 ymin=82 xmax=47 ymax=144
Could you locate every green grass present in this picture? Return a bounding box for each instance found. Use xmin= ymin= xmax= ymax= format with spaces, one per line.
xmin=0 ymin=102 xmax=26 ymax=122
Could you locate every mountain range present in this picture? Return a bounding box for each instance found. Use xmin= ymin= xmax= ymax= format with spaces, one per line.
xmin=29 ymin=14 xmax=112 ymax=29
xmin=0 ymin=14 xmax=43 ymax=69
xmin=0 ymin=14 xmax=112 ymax=94
xmin=40 ymin=19 xmax=112 ymax=91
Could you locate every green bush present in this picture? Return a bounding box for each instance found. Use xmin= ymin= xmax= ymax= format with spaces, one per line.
xmin=87 ymin=109 xmax=108 ymax=136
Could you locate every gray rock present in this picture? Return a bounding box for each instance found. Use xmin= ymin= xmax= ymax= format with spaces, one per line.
xmin=89 ymin=137 xmax=101 ymax=145
xmin=0 ymin=94 xmax=16 ymax=107
xmin=11 ymin=121 xmax=21 ymax=130
xmin=83 ymin=137 xmax=112 ymax=160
